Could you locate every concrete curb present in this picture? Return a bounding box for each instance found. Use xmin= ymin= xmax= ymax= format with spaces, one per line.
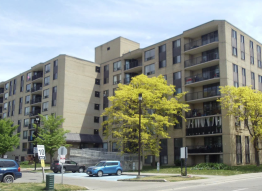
xmin=118 ymin=179 xmax=167 ymax=182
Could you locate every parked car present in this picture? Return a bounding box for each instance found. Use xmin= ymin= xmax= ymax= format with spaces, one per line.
xmin=50 ymin=160 xmax=86 ymax=173
xmin=86 ymin=161 xmax=122 ymax=177
xmin=0 ymin=159 xmax=22 ymax=183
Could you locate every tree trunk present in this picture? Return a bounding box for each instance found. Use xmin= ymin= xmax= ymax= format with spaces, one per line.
xmin=50 ymin=154 xmax=53 ymax=164
xmin=254 ymin=138 xmax=260 ymax=166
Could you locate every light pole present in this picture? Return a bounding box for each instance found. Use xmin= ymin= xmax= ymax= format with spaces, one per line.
xmin=34 ymin=116 xmax=40 ymax=170
xmin=138 ymin=93 xmax=142 ymax=177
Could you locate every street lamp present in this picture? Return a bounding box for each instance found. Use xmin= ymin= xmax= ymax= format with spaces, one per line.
xmin=34 ymin=116 xmax=40 ymax=170
xmin=138 ymin=93 xmax=142 ymax=177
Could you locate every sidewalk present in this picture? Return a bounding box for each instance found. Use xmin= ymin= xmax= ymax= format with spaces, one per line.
xmin=21 ymin=167 xmax=51 ymax=172
xmin=123 ymin=172 xmax=224 ymax=178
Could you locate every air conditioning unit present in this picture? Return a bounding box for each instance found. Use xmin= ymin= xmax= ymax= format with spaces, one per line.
xmin=44 ymin=108 xmax=48 ymax=111
xmin=44 ymin=95 xmax=48 ymax=99
xmin=26 ymin=101 xmax=29 ymax=104
xmin=45 ymin=83 xmax=49 ymax=86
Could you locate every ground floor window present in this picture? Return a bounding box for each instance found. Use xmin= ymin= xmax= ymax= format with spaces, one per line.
xmin=160 ymin=139 xmax=168 ymax=165
xmin=145 ymin=155 xmax=154 ymax=164
xmin=236 ymin=135 xmax=242 ymax=164
xmin=245 ymin=136 xmax=250 ymax=164
xmin=103 ymin=142 xmax=108 ymax=150
xmin=174 ymin=138 xmax=183 ymax=164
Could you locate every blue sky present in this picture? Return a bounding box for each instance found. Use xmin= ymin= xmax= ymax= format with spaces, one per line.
xmin=1 ymin=0 xmax=262 ymax=82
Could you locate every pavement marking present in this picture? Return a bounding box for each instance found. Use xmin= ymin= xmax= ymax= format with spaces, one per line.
xmin=231 ymin=188 xmax=248 ymax=191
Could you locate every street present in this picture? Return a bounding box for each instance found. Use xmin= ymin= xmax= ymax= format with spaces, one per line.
xmin=15 ymin=172 xmax=262 ymax=191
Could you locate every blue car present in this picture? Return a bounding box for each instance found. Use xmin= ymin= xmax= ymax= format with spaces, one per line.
xmin=0 ymin=159 xmax=22 ymax=183
xmin=86 ymin=161 xmax=123 ymax=177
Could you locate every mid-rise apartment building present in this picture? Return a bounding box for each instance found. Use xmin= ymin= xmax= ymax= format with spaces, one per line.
xmin=1 ymin=20 xmax=261 ymax=165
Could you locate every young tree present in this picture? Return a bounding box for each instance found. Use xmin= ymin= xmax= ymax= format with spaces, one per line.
xmin=0 ymin=119 xmax=20 ymax=157
xmin=102 ymin=74 xmax=189 ymax=157
xmin=219 ymin=86 xmax=262 ymax=166
xmin=33 ymin=114 xmax=71 ymax=162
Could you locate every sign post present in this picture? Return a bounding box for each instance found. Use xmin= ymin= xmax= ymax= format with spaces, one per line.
xmin=180 ymin=147 xmax=188 ymax=176
xmin=37 ymin=145 xmax=45 ymax=182
xmin=157 ymin=162 xmax=160 ymax=172
xmin=34 ymin=116 xmax=40 ymax=170
xmin=58 ymin=146 xmax=67 ymax=185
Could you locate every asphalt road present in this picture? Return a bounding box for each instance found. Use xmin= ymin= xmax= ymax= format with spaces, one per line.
xmin=15 ymin=172 xmax=262 ymax=191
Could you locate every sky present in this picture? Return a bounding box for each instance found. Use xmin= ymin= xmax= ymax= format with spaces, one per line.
xmin=1 ymin=0 xmax=262 ymax=82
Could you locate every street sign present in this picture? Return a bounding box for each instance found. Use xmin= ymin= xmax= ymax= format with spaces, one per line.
xmin=3 ymin=155 xmax=7 ymax=159
xmin=59 ymin=155 xmax=66 ymax=163
xmin=33 ymin=147 xmax=38 ymax=154
xmin=157 ymin=162 xmax=160 ymax=172
xmin=41 ymin=159 xmax=45 ymax=167
xmin=180 ymin=147 xmax=188 ymax=159
xmin=58 ymin=146 xmax=67 ymax=156
xmin=37 ymin=145 xmax=46 ymax=160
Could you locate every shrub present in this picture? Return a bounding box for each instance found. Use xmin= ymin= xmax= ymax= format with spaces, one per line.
xmin=191 ymin=163 xmax=231 ymax=170
xmin=175 ymin=160 xmax=181 ymax=166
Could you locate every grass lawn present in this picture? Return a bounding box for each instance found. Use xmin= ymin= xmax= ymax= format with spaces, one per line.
xmin=0 ymin=183 xmax=87 ymax=191
xmin=140 ymin=165 xmax=262 ymax=176
xmin=122 ymin=175 xmax=203 ymax=182
xmin=30 ymin=169 xmax=54 ymax=173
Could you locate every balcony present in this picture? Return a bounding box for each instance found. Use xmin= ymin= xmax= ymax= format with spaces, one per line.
xmin=188 ymin=145 xmax=223 ymax=154
xmin=185 ymin=70 xmax=220 ymax=87
xmin=31 ymin=86 xmax=42 ymax=93
xmin=32 ymin=72 xmax=43 ymax=81
xmin=27 ymin=148 xmax=34 ymax=154
xmin=30 ymin=110 xmax=41 ymax=117
xmin=0 ymin=98 xmax=3 ymax=104
xmin=124 ymin=78 xmax=131 ymax=84
xmin=17 ymin=126 xmax=21 ymax=133
xmin=124 ymin=59 xmax=142 ymax=72
xmin=28 ymin=136 xmax=35 ymax=142
xmin=113 ymin=80 xmax=121 ymax=85
xmin=186 ymin=107 xmax=221 ymax=118
xmin=0 ymin=107 xmax=2 ymax=113
xmin=0 ymin=88 xmax=4 ymax=94
xmin=184 ymin=52 xmax=219 ymax=70
xmin=184 ymin=37 xmax=218 ymax=54
xmin=185 ymin=91 xmax=220 ymax=103
xmin=186 ymin=126 xmax=222 ymax=137
xmin=30 ymin=97 xmax=42 ymax=105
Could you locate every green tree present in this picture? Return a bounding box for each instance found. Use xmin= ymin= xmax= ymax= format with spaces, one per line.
xmin=33 ymin=114 xmax=70 ymax=162
xmin=218 ymin=86 xmax=262 ymax=166
xmin=0 ymin=119 xmax=20 ymax=157
xmin=102 ymin=74 xmax=189 ymax=157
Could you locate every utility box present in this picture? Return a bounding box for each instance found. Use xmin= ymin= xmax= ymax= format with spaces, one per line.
xmin=46 ymin=174 xmax=54 ymax=191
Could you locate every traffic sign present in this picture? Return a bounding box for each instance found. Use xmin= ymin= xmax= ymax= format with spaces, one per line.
xmin=59 ymin=155 xmax=66 ymax=163
xmin=37 ymin=145 xmax=46 ymax=160
xmin=180 ymin=147 xmax=188 ymax=159
xmin=58 ymin=146 xmax=67 ymax=156
xmin=41 ymin=159 xmax=45 ymax=167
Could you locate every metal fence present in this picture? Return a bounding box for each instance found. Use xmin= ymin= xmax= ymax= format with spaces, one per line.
xmin=69 ymin=148 xmax=140 ymax=171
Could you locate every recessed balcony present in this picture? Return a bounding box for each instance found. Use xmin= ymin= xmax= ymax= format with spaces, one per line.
xmin=185 ymin=91 xmax=220 ymax=103
xmin=0 ymin=107 xmax=2 ymax=114
xmin=185 ymin=70 xmax=220 ymax=87
xmin=0 ymin=88 xmax=4 ymax=95
xmin=31 ymin=86 xmax=42 ymax=93
xmin=124 ymin=59 xmax=142 ymax=73
xmin=184 ymin=38 xmax=218 ymax=55
xmin=187 ymin=145 xmax=223 ymax=155
xmin=30 ymin=110 xmax=41 ymax=117
xmin=32 ymin=72 xmax=43 ymax=82
xmin=30 ymin=97 xmax=42 ymax=105
xmin=186 ymin=107 xmax=221 ymax=119
xmin=0 ymin=98 xmax=3 ymax=104
xmin=184 ymin=52 xmax=219 ymax=70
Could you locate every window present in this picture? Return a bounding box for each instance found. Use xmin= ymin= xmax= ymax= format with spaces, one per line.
xmin=259 ymin=75 xmax=262 ymax=91
xmin=26 ymin=84 xmax=31 ymax=92
xmin=95 ymin=91 xmax=100 ymax=97
xmin=174 ymin=116 xmax=182 ymax=129
xmin=96 ymin=66 xmax=100 ymax=73
xmin=113 ymin=61 xmax=121 ymax=72
xmin=104 ymin=65 xmax=109 ymax=84
xmin=22 ymin=143 xmax=27 ymax=151
xmin=103 ymin=116 xmax=108 ymax=135
xmin=20 ymin=76 xmax=24 ymax=92
xmin=103 ymin=143 xmax=108 ymax=150
xmin=242 ymin=68 xmax=246 ymax=86
xmin=145 ymin=155 xmax=154 ymax=164
xmin=250 ymin=41 xmax=254 ymax=65
xmin=232 ymin=29 xmax=237 ymax=39
xmin=174 ymin=138 xmax=183 ymax=162
xmin=11 ymin=100 xmax=15 ymax=116
xmin=113 ymin=74 xmax=121 ymax=85
xmin=144 ymin=49 xmax=155 ymax=62
xmin=94 ymin=129 xmax=99 ymax=135
xmin=245 ymin=136 xmax=250 ymax=164
xmin=173 ymin=39 xmax=181 ymax=64
xmin=52 ymin=86 xmax=57 ymax=106
xmin=94 ymin=104 xmax=100 ymax=110
xmin=3 ymin=113 xmax=7 ymax=118
xmin=258 ymin=45 xmax=261 ymax=68
xmin=241 ymin=51 xmax=245 ymax=60
xmin=24 ymin=119 xmax=29 ymax=127
xmin=45 ymin=64 xmax=50 ymax=73
xmin=173 ymin=71 xmax=182 ymax=94
xmin=233 ymin=64 xmax=239 ymax=87
xmin=4 ymin=93 xmax=8 ymax=100
xmin=24 ymin=107 xmax=30 ymax=116
xmin=103 ymin=90 xmax=109 ymax=109
xmin=232 ymin=30 xmax=237 ymax=56
xmin=53 ymin=60 xmax=58 ymax=80
xmin=9 ymin=81 xmax=12 ymax=96
xmin=160 ymin=139 xmax=168 ymax=164
xmin=240 ymin=35 xmax=245 ymax=60
xmin=43 ymin=89 xmax=49 ymax=99
xmin=236 ymin=135 xmax=242 ymax=164
xmin=27 ymin=72 xmax=31 ymax=81
xmin=159 ymin=44 xmax=166 ymax=68
xmin=163 ymin=75 xmax=167 ymax=81
xmin=5 ymin=83 xmax=9 ymax=90
xmin=95 ymin=79 xmax=100 ymax=85
xmin=251 ymin=72 xmax=255 ymax=89
xmin=43 ymin=102 xmax=48 ymax=112
xmin=232 ymin=47 xmax=237 ymax=56
xmin=23 ymin=131 xmax=28 ymax=139
xmin=7 ymin=101 xmax=11 ymax=117
xmin=240 ymin=35 xmax=244 ymax=43
xmin=25 ymin=95 xmax=30 ymax=104
xmin=144 ymin=63 xmax=155 ymax=76
xmin=94 ymin=116 xmax=99 ymax=123
xmin=44 ymin=76 xmax=50 ymax=86
xmin=13 ymin=79 xmax=16 ymax=95
xmin=107 ymin=47 xmax=110 ymax=51
xmin=112 ymin=142 xmax=119 ymax=152
xmin=3 ymin=102 xmax=7 ymax=110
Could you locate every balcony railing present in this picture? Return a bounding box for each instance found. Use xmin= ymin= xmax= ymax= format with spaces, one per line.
xmin=113 ymin=80 xmax=121 ymax=85
xmin=186 ymin=107 xmax=221 ymax=118
xmin=124 ymin=60 xmax=142 ymax=70
xmin=0 ymin=107 xmax=2 ymax=113
xmin=0 ymin=88 xmax=4 ymax=94
xmin=32 ymin=72 xmax=43 ymax=81
xmin=28 ymin=136 xmax=35 ymax=142
xmin=27 ymin=148 xmax=34 ymax=154
xmin=184 ymin=52 xmax=219 ymax=68
xmin=30 ymin=97 xmax=42 ymax=104
xmin=188 ymin=145 xmax=223 ymax=153
xmin=31 ymin=86 xmax=42 ymax=93
xmin=30 ymin=110 xmax=41 ymax=117
xmin=185 ymin=70 xmax=219 ymax=85
xmin=0 ymin=98 xmax=3 ymax=103
xmin=185 ymin=91 xmax=220 ymax=101
xmin=186 ymin=126 xmax=222 ymax=136
xmin=124 ymin=78 xmax=131 ymax=84
xmin=184 ymin=37 xmax=218 ymax=52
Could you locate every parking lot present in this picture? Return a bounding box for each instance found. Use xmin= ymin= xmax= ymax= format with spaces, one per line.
xmin=50 ymin=172 xmax=138 ymax=181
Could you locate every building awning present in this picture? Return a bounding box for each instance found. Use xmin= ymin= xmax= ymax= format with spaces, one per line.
xmin=65 ymin=133 xmax=103 ymax=144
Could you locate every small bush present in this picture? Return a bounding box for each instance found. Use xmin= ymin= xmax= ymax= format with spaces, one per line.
xmin=174 ymin=160 xmax=181 ymax=166
xmin=191 ymin=163 xmax=231 ymax=170
xmin=20 ymin=161 xmax=29 ymax=165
